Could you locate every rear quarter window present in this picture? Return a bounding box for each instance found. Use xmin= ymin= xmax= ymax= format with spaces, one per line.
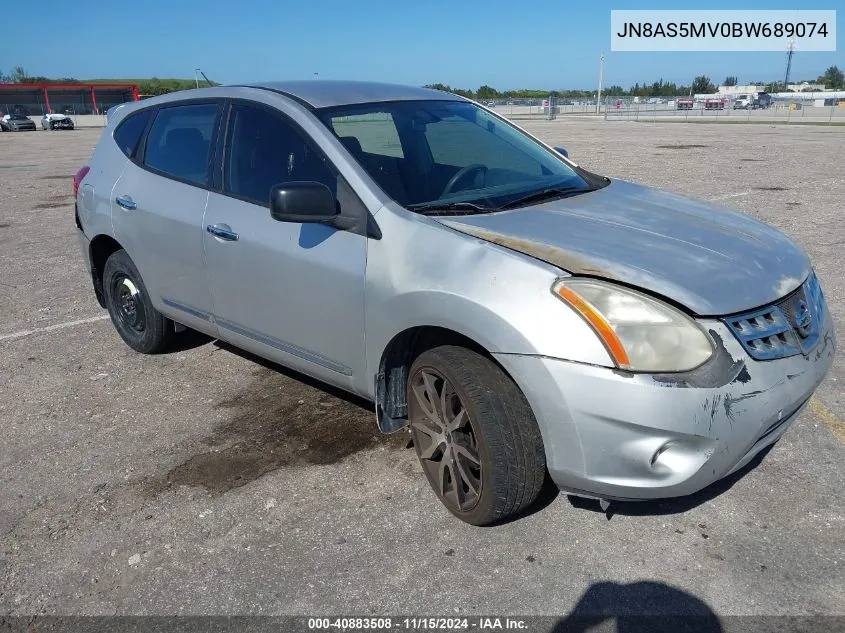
xmin=113 ymin=109 xmax=152 ymax=158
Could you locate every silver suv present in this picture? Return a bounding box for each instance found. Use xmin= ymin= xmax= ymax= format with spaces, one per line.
xmin=74 ymin=81 xmax=835 ymax=525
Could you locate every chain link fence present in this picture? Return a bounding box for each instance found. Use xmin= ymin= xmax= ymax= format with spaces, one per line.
xmin=483 ymin=97 xmax=601 ymax=120
xmin=599 ymin=95 xmax=845 ymax=124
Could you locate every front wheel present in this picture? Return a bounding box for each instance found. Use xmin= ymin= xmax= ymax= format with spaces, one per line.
xmin=103 ymin=250 xmax=172 ymax=353
xmin=408 ymin=346 xmax=546 ymax=525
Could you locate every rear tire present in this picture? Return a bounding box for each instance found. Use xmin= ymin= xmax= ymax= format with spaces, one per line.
xmin=408 ymin=346 xmax=546 ymax=526
xmin=103 ymin=250 xmax=172 ymax=354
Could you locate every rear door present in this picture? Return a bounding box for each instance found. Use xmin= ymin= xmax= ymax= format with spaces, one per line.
xmin=203 ymin=100 xmax=367 ymax=392
xmin=111 ymin=101 xmax=222 ymax=332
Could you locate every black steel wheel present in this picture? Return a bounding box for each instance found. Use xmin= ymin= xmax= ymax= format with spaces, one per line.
xmin=103 ymin=249 xmax=172 ymax=354
xmin=408 ymin=346 xmax=546 ymax=525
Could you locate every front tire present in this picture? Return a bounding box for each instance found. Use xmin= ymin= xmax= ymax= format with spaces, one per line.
xmin=103 ymin=250 xmax=172 ymax=354
xmin=408 ymin=346 xmax=546 ymax=526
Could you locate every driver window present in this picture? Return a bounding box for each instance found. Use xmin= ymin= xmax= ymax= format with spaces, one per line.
xmin=225 ymin=104 xmax=336 ymax=206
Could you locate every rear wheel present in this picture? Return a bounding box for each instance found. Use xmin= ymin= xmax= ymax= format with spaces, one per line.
xmin=408 ymin=346 xmax=546 ymax=526
xmin=103 ymin=250 xmax=172 ymax=354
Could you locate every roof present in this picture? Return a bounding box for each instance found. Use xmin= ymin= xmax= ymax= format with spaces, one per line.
xmin=0 ymin=82 xmax=137 ymax=92
xmin=242 ymin=80 xmax=463 ymax=108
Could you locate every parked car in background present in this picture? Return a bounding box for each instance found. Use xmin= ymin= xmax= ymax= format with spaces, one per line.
xmin=74 ymin=80 xmax=835 ymax=525
xmin=42 ymin=113 xmax=75 ymax=130
xmin=1 ymin=113 xmax=36 ymax=131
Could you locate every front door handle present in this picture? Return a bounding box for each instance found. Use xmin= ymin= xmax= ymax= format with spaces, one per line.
xmin=115 ymin=195 xmax=136 ymax=210
xmin=206 ymin=224 xmax=239 ymax=242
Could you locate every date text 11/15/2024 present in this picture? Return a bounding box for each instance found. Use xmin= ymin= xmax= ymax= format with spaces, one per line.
xmin=307 ymin=617 xmax=528 ymax=630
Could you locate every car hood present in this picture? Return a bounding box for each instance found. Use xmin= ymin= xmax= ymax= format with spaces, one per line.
xmin=437 ymin=179 xmax=810 ymax=315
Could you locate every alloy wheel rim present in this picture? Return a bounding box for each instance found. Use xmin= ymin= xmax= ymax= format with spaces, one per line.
xmin=114 ymin=276 xmax=146 ymax=333
xmin=409 ymin=368 xmax=482 ymax=513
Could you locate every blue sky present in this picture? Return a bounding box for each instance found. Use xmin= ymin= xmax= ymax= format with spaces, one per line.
xmin=0 ymin=0 xmax=840 ymax=90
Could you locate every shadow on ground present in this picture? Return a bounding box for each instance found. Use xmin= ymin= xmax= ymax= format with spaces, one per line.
xmin=554 ymin=580 xmax=722 ymax=632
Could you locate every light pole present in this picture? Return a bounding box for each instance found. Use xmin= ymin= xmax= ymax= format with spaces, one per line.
xmin=195 ymin=68 xmax=201 ymax=89
xmin=596 ymin=53 xmax=605 ymax=114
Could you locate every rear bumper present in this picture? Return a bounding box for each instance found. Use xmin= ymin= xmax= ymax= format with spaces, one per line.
xmin=76 ymin=228 xmax=92 ymax=273
xmin=494 ymin=316 xmax=835 ymax=501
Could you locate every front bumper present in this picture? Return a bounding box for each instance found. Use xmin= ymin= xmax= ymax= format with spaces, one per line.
xmin=494 ymin=316 xmax=835 ymax=501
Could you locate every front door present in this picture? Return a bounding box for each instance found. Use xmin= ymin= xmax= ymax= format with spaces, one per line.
xmin=203 ymin=101 xmax=367 ymax=392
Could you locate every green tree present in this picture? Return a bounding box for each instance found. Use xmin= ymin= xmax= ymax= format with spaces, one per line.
xmin=0 ymin=69 xmax=10 ymax=83
xmin=722 ymin=76 xmax=738 ymax=86
xmin=10 ymin=65 xmax=30 ymax=83
xmin=691 ymin=75 xmax=715 ymax=94
xmin=475 ymin=84 xmax=499 ymax=99
xmin=423 ymin=83 xmax=474 ymax=99
xmin=817 ymin=65 xmax=844 ymax=90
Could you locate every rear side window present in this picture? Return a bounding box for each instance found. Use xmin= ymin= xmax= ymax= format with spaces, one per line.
xmin=143 ymin=103 xmax=218 ymax=186
xmin=113 ymin=110 xmax=151 ymax=157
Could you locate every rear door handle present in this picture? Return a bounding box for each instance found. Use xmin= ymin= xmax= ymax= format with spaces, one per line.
xmin=115 ymin=195 xmax=136 ymax=210
xmin=206 ymin=224 xmax=239 ymax=242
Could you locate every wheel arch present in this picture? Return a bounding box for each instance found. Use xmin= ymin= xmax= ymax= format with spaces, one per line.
xmin=89 ymin=234 xmax=125 ymax=308
xmin=374 ymin=324 xmax=521 ymax=434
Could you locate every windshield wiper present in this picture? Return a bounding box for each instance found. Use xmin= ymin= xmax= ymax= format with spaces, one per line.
xmin=407 ymin=200 xmax=492 ymax=215
xmin=498 ymin=186 xmax=592 ymax=211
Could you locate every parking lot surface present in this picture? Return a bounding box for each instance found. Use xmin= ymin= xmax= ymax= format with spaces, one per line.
xmin=1 ymin=122 xmax=843 ymax=618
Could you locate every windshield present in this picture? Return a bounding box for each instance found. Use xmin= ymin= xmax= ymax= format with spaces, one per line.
xmin=10 ymin=114 xmax=28 ymax=120
xmin=316 ymin=100 xmax=600 ymax=213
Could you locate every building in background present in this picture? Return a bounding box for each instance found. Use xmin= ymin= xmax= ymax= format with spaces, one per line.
xmin=0 ymin=83 xmax=139 ymax=117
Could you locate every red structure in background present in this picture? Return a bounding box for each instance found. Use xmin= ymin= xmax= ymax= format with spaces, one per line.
xmin=0 ymin=83 xmax=139 ymax=114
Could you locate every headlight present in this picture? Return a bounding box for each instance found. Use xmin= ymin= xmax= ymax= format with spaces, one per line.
xmin=552 ymin=278 xmax=713 ymax=372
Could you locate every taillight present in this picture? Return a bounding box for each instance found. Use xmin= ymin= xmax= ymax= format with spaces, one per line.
xmin=73 ymin=165 xmax=90 ymax=198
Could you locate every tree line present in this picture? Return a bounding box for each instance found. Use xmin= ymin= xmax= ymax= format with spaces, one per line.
xmin=426 ymin=67 xmax=843 ymax=99
xmin=3 ymin=64 xmax=841 ymax=98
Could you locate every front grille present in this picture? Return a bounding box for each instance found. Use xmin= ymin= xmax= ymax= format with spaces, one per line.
xmin=724 ymin=272 xmax=826 ymax=361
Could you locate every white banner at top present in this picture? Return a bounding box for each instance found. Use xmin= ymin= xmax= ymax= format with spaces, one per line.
xmin=611 ymin=10 xmax=836 ymax=52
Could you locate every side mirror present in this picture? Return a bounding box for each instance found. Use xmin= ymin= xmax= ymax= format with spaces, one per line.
xmin=270 ymin=182 xmax=338 ymax=224
xmin=554 ymin=146 xmax=569 ymax=158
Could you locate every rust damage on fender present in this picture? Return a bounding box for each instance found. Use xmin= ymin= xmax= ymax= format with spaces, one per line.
xmin=445 ymin=225 xmax=619 ymax=280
